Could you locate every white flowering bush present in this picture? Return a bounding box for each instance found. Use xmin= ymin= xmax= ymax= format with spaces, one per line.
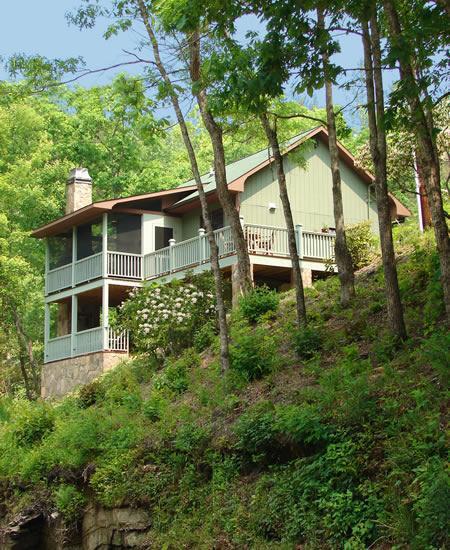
xmin=116 ymin=272 xmax=217 ymax=357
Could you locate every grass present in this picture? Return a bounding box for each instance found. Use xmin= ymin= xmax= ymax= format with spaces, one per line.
xmin=0 ymin=224 xmax=448 ymax=548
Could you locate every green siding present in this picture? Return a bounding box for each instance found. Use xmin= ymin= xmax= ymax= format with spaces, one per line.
xmin=181 ymin=202 xmax=226 ymax=240
xmin=239 ymin=140 xmax=378 ymax=232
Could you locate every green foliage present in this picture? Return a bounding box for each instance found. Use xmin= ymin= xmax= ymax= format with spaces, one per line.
xmin=345 ymin=221 xmax=378 ymax=270
xmin=153 ymin=349 xmax=200 ymax=395
xmin=293 ymin=325 xmax=323 ymax=359
xmin=234 ymin=402 xmax=327 ymax=466
xmin=193 ymin=319 xmax=217 ymax=352
xmin=12 ymin=401 xmax=55 ymax=446
xmin=117 ymin=272 xmax=216 ymax=358
xmin=229 ymin=325 xmax=277 ymax=380
xmin=53 ymin=484 xmax=86 ymax=522
xmin=239 ymin=285 xmax=280 ymax=323
xmin=249 ymin=438 xmax=382 ymax=545
xmin=0 ymin=234 xmax=446 ymax=547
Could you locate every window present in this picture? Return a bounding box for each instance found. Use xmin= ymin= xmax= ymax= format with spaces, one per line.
xmin=108 ymin=213 xmax=141 ymax=254
xmin=77 ymin=218 xmax=103 ymax=260
xmin=155 ymin=226 xmax=174 ymax=250
xmin=200 ymin=209 xmax=224 ymax=231
xmin=48 ymin=231 xmax=72 ymax=269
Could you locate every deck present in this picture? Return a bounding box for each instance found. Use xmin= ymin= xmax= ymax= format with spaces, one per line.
xmin=45 ymin=224 xmax=336 ymax=294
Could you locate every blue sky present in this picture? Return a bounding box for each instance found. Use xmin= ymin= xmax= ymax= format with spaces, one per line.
xmin=1 ymin=1 xmax=398 ymax=128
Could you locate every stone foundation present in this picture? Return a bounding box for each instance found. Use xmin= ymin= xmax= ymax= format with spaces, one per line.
xmin=41 ymin=351 xmax=127 ymax=399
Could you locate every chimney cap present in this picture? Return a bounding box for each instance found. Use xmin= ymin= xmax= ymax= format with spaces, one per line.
xmin=67 ymin=167 xmax=92 ymax=184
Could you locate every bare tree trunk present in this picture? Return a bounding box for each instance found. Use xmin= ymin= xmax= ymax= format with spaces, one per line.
xmin=137 ymin=1 xmax=230 ymax=370
xmin=317 ymin=8 xmax=355 ymax=307
xmin=13 ymin=312 xmax=38 ymax=398
xmin=188 ymin=30 xmax=253 ymax=297
xmin=260 ymin=113 xmax=307 ymax=326
xmin=361 ymin=17 xmax=407 ymax=341
xmin=383 ymin=0 xmax=450 ymax=325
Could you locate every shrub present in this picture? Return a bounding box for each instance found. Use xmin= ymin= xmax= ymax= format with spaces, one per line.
xmin=412 ymin=458 xmax=449 ymax=548
xmin=294 ymin=326 xmax=323 ymax=359
xmin=346 ymin=221 xmax=378 ymax=270
xmin=53 ymin=484 xmax=86 ymax=522
xmin=143 ymin=392 xmax=168 ymax=422
xmin=230 ymin=326 xmax=277 ymax=380
xmin=239 ymin=285 xmax=279 ymax=323
xmin=153 ymin=349 xmax=200 ymax=395
xmin=78 ymin=379 xmax=105 ymax=408
xmin=193 ymin=319 xmax=217 ymax=352
xmin=234 ymin=402 xmax=327 ymax=466
xmin=13 ymin=401 xmax=55 ymax=446
xmin=117 ymin=272 xmax=216 ymax=357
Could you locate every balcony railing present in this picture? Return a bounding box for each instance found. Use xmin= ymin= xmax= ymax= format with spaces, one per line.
xmin=143 ymin=224 xmax=336 ymax=280
xmin=45 ymin=327 xmax=129 ymax=363
xmin=45 ymin=225 xmax=336 ymax=293
xmin=46 ymin=251 xmax=143 ymax=294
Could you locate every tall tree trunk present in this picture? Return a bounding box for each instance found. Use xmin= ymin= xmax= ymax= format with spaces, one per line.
xmin=188 ymin=30 xmax=253 ymax=297
xmin=317 ymin=8 xmax=355 ymax=307
xmin=137 ymin=1 xmax=230 ymax=371
xmin=14 ymin=311 xmax=38 ymax=398
xmin=361 ymin=17 xmax=407 ymax=340
xmin=260 ymin=113 xmax=307 ymax=326
xmin=383 ymin=0 xmax=450 ymax=325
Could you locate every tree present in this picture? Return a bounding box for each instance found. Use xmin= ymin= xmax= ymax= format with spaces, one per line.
xmin=260 ymin=113 xmax=307 ymax=325
xmin=382 ymin=0 xmax=450 ymax=324
xmin=360 ymin=6 xmax=407 ymax=340
xmin=317 ymin=6 xmax=355 ymax=307
xmin=135 ymin=0 xmax=230 ymax=372
xmin=188 ymin=30 xmax=253 ymax=297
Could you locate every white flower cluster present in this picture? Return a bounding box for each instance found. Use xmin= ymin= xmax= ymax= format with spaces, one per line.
xmin=133 ymin=283 xmax=215 ymax=338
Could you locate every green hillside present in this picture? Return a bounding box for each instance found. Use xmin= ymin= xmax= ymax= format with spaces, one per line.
xmin=0 ymin=225 xmax=448 ymax=549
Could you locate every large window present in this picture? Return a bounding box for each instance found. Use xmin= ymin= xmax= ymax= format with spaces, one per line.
xmin=155 ymin=226 xmax=173 ymax=250
xmin=77 ymin=218 xmax=103 ymax=260
xmin=48 ymin=231 xmax=72 ymax=270
xmin=108 ymin=213 xmax=141 ymax=254
xmin=200 ymin=209 xmax=224 ymax=231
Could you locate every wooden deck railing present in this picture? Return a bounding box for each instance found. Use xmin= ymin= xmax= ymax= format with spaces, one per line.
xmin=45 ymin=225 xmax=336 ymax=294
xmin=45 ymin=327 xmax=129 ymax=363
xmin=143 ymin=224 xmax=335 ymax=280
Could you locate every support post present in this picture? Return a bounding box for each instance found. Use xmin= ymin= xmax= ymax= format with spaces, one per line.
xmin=295 ymin=224 xmax=303 ymax=259
xmin=71 ymin=226 xmax=77 ymax=287
xmin=44 ymin=239 xmax=50 ymax=296
xmin=71 ymin=294 xmax=78 ymax=357
xmin=102 ymin=281 xmax=109 ymax=350
xmin=169 ymin=238 xmax=176 ymax=273
xmin=198 ymin=228 xmax=206 ymax=263
xmin=102 ymin=213 xmax=108 ymax=278
xmin=44 ymin=302 xmax=50 ymax=363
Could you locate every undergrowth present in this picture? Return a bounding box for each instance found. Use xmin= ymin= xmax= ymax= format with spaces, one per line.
xmin=0 ymin=225 xmax=448 ymax=548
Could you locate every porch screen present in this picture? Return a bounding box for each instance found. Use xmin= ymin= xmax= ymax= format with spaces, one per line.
xmin=155 ymin=226 xmax=173 ymax=250
xmin=77 ymin=218 xmax=103 ymax=260
xmin=48 ymin=231 xmax=72 ymax=269
xmin=200 ymin=209 xmax=224 ymax=231
xmin=108 ymin=213 xmax=141 ymax=254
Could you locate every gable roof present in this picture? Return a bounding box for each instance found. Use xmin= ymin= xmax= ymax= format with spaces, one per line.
xmin=32 ymin=185 xmax=197 ymax=238
xmin=33 ymin=125 xmax=410 ymax=238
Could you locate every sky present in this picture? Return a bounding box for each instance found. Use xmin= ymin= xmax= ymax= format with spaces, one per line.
xmin=0 ymin=0 xmax=399 ymax=129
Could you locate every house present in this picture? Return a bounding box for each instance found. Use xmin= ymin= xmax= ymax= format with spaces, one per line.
xmin=32 ymin=126 xmax=410 ymax=398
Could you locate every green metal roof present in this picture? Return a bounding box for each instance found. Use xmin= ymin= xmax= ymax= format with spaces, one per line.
xmin=171 ymin=127 xmax=321 ymax=207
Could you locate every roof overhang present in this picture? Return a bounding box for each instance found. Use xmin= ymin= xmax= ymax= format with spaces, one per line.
xmin=32 ymin=186 xmax=197 ymax=238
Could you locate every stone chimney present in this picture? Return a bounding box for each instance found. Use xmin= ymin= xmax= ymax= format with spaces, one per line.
xmin=66 ymin=168 xmax=92 ymax=214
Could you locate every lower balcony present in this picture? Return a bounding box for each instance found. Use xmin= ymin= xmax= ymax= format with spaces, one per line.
xmin=45 ymin=327 xmax=129 ymax=363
